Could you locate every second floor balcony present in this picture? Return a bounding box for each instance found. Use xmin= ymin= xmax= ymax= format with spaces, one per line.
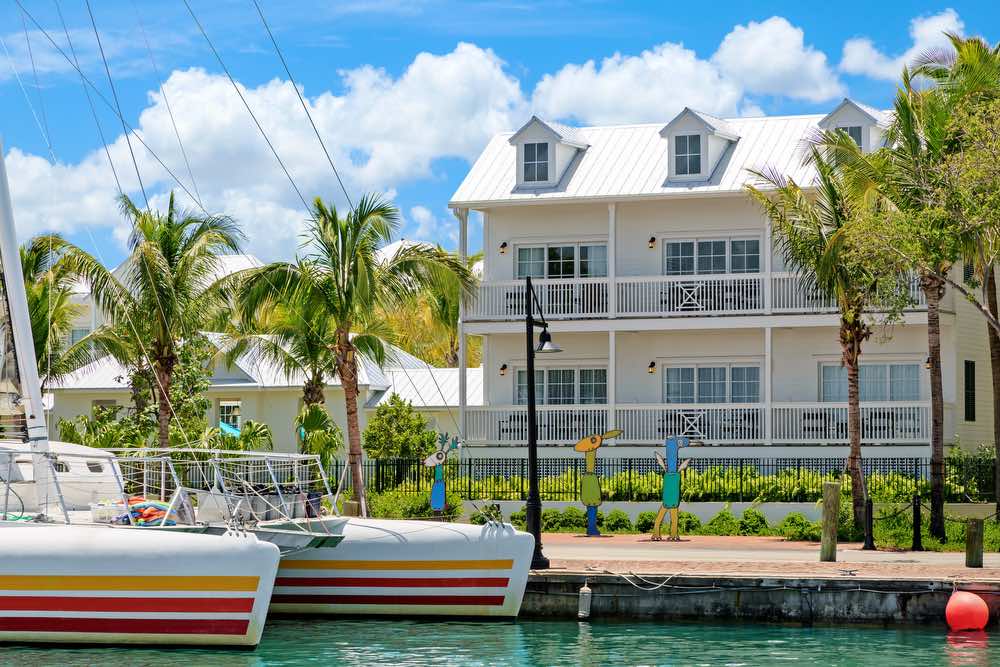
xmin=466 ymin=273 xmax=933 ymax=322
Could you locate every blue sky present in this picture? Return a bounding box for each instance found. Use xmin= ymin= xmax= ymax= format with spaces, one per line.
xmin=0 ymin=1 xmax=995 ymax=267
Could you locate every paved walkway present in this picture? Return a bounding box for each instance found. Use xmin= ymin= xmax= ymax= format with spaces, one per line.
xmin=539 ymin=534 xmax=1000 ymax=580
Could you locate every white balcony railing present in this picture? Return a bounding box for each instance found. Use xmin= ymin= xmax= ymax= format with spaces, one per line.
xmin=466 ymin=278 xmax=609 ymax=321
xmin=615 ymin=404 xmax=764 ymax=444
xmin=772 ymin=402 xmax=930 ymax=444
xmin=465 ymin=405 xmax=609 ymax=445
xmin=616 ymin=274 xmax=764 ymax=317
xmin=770 ymin=273 xmax=928 ymax=313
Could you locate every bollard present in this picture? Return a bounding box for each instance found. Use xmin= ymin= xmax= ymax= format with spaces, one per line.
xmin=966 ymin=519 xmax=984 ymax=568
xmin=911 ymin=494 xmax=923 ymax=551
xmin=342 ymin=500 xmax=360 ymax=517
xmin=862 ymin=497 xmax=876 ymax=550
xmin=820 ymin=481 xmax=840 ymax=562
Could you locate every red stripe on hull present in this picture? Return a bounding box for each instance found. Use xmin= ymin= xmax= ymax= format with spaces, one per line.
xmin=275 ymin=577 xmax=510 ymax=588
xmin=0 ymin=617 xmax=250 ymax=635
xmin=0 ymin=596 xmax=254 ymax=613
xmin=271 ymin=594 xmax=505 ymax=606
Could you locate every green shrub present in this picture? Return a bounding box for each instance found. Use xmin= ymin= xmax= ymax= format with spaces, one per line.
xmin=702 ymin=507 xmax=740 ymax=536
xmin=677 ymin=511 xmax=701 ymax=534
xmin=777 ymin=512 xmax=821 ymax=541
xmin=561 ymin=506 xmax=587 ymax=530
xmin=604 ymin=509 xmax=633 ymax=532
xmin=636 ymin=511 xmax=658 ymax=533
xmin=368 ymin=488 xmax=462 ymax=521
xmin=541 ymin=508 xmax=563 ymax=532
xmin=509 ymin=507 xmax=526 ymax=530
xmin=738 ymin=508 xmax=770 ymax=536
xmin=469 ymin=511 xmax=487 ymax=525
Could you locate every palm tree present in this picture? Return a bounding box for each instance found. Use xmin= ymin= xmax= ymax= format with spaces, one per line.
xmin=295 ymin=403 xmax=343 ymax=471
xmin=747 ymin=149 xmax=883 ymax=529
xmin=239 ymin=194 xmax=474 ymax=510
xmin=89 ymin=193 xmax=244 ymax=448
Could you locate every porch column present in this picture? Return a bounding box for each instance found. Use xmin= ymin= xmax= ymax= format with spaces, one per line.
xmin=454 ymin=207 xmax=469 ymax=440
xmin=764 ymin=326 xmax=773 ymax=446
xmin=763 ymin=220 xmax=773 ymax=314
xmin=607 ymin=203 xmax=616 ymax=318
xmin=608 ymin=330 xmax=616 ymax=437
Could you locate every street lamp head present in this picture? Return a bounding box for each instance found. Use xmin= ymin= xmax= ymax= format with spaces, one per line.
xmin=536 ymin=327 xmax=562 ymax=354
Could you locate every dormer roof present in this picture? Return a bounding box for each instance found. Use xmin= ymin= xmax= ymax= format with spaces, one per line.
xmin=819 ymin=98 xmax=891 ymax=129
xmin=508 ymin=115 xmax=590 ymax=149
xmin=659 ymin=107 xmax=740 ymax=141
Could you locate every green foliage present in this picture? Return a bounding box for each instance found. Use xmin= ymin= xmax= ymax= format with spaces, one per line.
xmin=738 ymin=508 xmax=770 ymax=536
xmin=368 ymin=488 xmax=461 ymax=521
xmin=362 ymin=394 xmax=437 ymax=459
xmin=560 ymin=506 xmax=588 ymax=531
xmin=676 ymin=511 xmax=701 ymax=534
xmin=604 ymin=509 xmax=633 ymax=533
xmin=635 ymin=511 xmax=657 ymax=533
xmin=200 ymin=420 xmax=273 ymax=451
xmin=541 ymin=508 xmax=564 ymax=532
xmin=777 ymin=513 xmax=822 ymax=542
xmin=295 ymin=404 xmax=344 ymax=469
xmin=509 ymin=508 xmax=526 ymax=530
xmin=702 ymin=506 xmax=741 ymax=536
xmin=57 ymin=405 xmax=152 ymax=449
xmin=168 ymin=336 xmax=215 ymax=446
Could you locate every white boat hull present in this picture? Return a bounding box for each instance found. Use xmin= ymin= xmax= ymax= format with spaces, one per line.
xmin=0 ymin=524 xmax=280 ymax=646
xmin=268 ymin=518 xmax=534 ymax=617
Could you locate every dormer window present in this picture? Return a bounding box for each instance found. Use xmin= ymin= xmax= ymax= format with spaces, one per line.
xmin=523 ymin=142 xmax=549 ymax=182
xmin=675 ymin=134 xmax=701 ymax=176
xmin=838 ymin=126 xmax=863 ymax=148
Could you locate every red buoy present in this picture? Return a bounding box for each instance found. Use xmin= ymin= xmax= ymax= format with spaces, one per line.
xmin=946 ymin=591 xmax=990 ymax=631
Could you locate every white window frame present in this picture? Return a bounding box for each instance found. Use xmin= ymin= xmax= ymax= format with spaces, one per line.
xmin=70 ymin=327 xmax=90 ymax=345
xmin=836 ymin=125 xmax=864 ymax=149
xmin=819 ymin=361 xmax=922 ymax=402
xmin=522 ymin=142 xmax=550 ymax=183
xmin=219 ymin=400 xmax=242 ymax=429
xmin=514 ymin=365 xmax=608 ymax=405
xmin=661 ymin=362 xmax=762 ymax=404
xmin=662 ymin=235 xmax=762 ymax=276
xmin=674 ymin=133 xmax=702 ymax=176
xmin=515 ymin=242 xmax=609 ymax=280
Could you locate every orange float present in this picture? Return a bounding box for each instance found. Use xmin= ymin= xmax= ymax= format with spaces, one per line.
xmin=945 ymin=591 xmax=990 ymax=631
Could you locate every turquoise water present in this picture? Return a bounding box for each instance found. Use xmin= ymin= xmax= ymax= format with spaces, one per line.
xmin=0 ymin=618 xmax=995 ymax=666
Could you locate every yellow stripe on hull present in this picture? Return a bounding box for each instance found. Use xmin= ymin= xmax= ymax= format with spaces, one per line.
xmin=279 ymin=559 xmax=514 ymax=571
xmin=0 ymin=575 xmax=259 ymax=592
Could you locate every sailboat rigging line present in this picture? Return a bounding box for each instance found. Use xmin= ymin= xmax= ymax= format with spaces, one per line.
xmin=18 ymin=12 xmax=53 ymax=159
xmin=249 ymin=0 xmax=353 ymax=212
xmin=53 ymin=0 xmax=124 ymax=198
xmin=0 ymin=38 xmax=53 ymax=164
xmin=84 ymin=0 xmax=150 ymax=210
xmin=130 ymin=0 xmax=201 ymax=204
xmin=181 ymin=0 xmax=311 ymax=214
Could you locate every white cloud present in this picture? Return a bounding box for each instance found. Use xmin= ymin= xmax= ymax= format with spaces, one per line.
xmin=712 ymin=17 xmax=845 ymax=102
xmin=407 ymin=205 xmax=456 ymax=246
xmin=840 ymin=9 xmax=964 ymax=80
xmin=5 ymin=43 xmax=525 ymax=260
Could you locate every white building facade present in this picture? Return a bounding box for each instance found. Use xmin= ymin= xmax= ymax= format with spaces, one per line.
xmin=450 ymin=101 xmax=993 ymax=459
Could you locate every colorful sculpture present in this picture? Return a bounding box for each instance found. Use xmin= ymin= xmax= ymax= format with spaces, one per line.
xmin=574 ymin=429 xmax=622 ymax=536
xmin=652 ymin=436 xmax=692 ymax=541
xmin=424 ymin=433 xmax=459 ymax=514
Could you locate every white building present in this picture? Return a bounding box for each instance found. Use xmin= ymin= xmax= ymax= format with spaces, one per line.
xmin=450 ymin=100 xmax=992 ymax=458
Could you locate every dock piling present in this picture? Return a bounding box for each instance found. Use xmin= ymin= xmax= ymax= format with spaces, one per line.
xmin=820 ymin=481 xmax=840 ymax=562
xmin=966 ymin=518 xmax=984 ymax=568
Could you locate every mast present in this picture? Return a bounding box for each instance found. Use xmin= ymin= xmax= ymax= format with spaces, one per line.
xmin=0 ymin=143 xmax=62 ymax=521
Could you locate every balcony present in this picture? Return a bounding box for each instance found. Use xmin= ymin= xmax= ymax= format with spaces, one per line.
xmin=466 ymin=273 xmax=932 ymax=322
xmin=464 ymin=402 xmax=930 ymax=446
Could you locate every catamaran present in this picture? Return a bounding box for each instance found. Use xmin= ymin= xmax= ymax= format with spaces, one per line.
xmin=0 ymin=147 xmax=282 ymax=647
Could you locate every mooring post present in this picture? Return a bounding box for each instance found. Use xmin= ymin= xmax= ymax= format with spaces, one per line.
xmin=862 ymin=497 xmax=876 ymax=550
xmin=911 ymin=494 xmax=923 ymax=551
xmin=966 ymin=518 xmax=984 ymax=568
xmin=820 ymin=481 xmax=840 ymax=562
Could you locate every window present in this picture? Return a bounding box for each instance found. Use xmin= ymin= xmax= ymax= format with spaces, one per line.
xmin=664 ymin=238 xmax=760 ymax=276
xmin=219 ymin=400 xmax=241 ymax=429
xmin=91 ymin=399 xmax=116 ymax=417
xmin=52 ymin=460 xmax=69 ymax=473
xmin=965 ymin=360 xmax=976 ymax=422
xmin=516 ymin=243 xmax=607 ymax=279
xmin=86 ymin=461 xmax=104 ymax=473
xmin=70 ymin=327 xmax=90 ymax=345
xmin=516 ymin=367 xmax=606 ymax=405
xmin=964 ymin=262 xmax=975 ymax=284
xmin=663 ymin=364 xmax=760 ymax=403
xmin=523 ymin=142 xmax=549 ymax=182
xmin=821 ymin=362 xmax=921 ymax=402
xmin=675 ymin=134 xmax=701 ymax=175
xmin=838 ymin=126 xmax=863 ymax=147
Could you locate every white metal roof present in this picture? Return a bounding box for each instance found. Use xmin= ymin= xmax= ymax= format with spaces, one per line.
xmin=366 ymin=367 xmax=484 ymax=409
xmin=450 ymin=113 xmax=824 ymax=207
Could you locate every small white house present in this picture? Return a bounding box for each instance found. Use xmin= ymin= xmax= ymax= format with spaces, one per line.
xmin=449 ymin=99 xmax=993 ymax=459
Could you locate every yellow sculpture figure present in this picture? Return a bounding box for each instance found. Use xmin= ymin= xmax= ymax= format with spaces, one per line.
xmin=574 ymin=429 xmax=622 ymax=536
xmin=652 ymin=436 xmax=692 ymax=541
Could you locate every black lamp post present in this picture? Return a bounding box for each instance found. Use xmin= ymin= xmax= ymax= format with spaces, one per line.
xmin=524 ymin=275 xmax=560 ymax=570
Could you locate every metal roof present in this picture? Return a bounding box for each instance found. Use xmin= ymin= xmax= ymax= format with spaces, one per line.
xmin=450 ymin=113 xmax=824 ymax=207
xmin=366 ymin=367 xmax=484 ymax=409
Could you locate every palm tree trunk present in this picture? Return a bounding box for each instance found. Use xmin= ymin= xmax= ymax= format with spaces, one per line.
xmin=985 ymin=266 xmax=1000 ymax=519
xmin=153 ymin=357 xmax=175 ymax=449
xmin=922 ymin=274 xmax=946 ymax=539
xmin=302 ymin=375 xmax=325 ymax=406
xmin=841 ymin=316 xmax=868 ymax=529
xmin=335 ymin=330 xmax=366 ymax=511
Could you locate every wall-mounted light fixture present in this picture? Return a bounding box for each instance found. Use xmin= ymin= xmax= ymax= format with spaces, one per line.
xmin=499 ymin=363 xmax=508 ymax=376
xmin=499 ymin=241 xmax=508 ymax=254
xmin=647 ymin=361 xmax=656 ymax=374
xmin=924 ymin=356 xmax=932 ymax=370
xmin=648 ymin=236 xmax=656 ymax=249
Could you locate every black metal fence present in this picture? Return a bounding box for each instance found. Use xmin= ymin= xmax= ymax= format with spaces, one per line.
xmin=328 ymin=456 xmax=998 ymax=503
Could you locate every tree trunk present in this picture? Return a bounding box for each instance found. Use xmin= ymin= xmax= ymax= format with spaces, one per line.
xmin=153 ymin=354 xmax=175 ymax=449
xmin=985 ymin=266 xmax=1000 ymax=519
xmin=923 ymin=274 xmax=946 ymax=540
xmin=841 ymin=315 xmax=869 ymax=530
xmin=302 ymin=375 xmax=325 ymax=406
xmin=335 ymin=329 xmax=366 ymax=513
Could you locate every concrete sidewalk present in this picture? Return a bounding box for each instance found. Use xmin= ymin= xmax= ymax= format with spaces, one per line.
xmin=538 ymin=533 xmax=1000 ymax=580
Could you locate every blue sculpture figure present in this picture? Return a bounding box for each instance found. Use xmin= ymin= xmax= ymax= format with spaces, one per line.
xmin=652 ymin=436 xmax=692 ymax=541
xmin=424 ymin=433 xmax=459 ymax=514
